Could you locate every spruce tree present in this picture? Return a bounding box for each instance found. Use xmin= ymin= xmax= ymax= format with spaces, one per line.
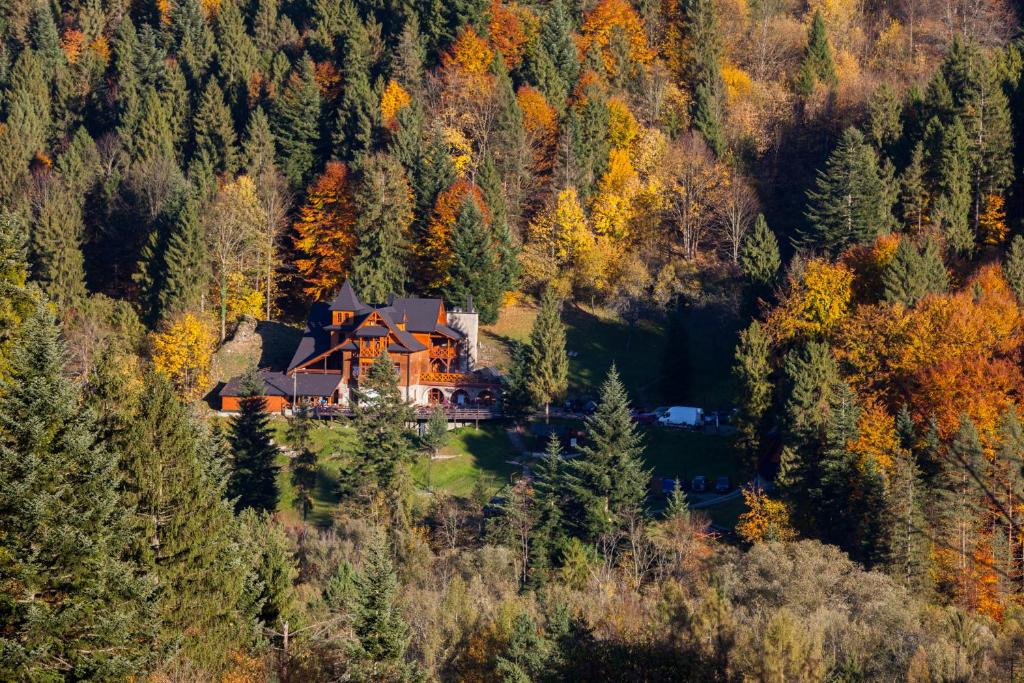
xmin=119 ymin=376 xmax=252 ymax=668
xmin=228 ymin=366 xmax=280 ymax=514
xmin=526 ymin=287 xmax=569 ymax=422
xmin=0 ymin=212 xmax=32 ymax=375
xmin=933 ymin=117 xmax=973 ymax=254
xmin=0 ymin=302 xmax=155 ymax=679
xmin=565 ymin=365 xmax=650 ymax=540
xmin=882 ymin=237 xmax=948 ymax=307
xmin=133 ymin=86 xmax=176 ymax=162
xmin=867 ymin=83 xmax=903 ymax=151
xmin=678 ymin=0 xmax=726 ymax=154
xmin=733 ymin=320 xmax=773 ymax=456
xmin=739 ymin=214 xmax=781 ymax=288
xmin=331 ymin=3 xmax=378 ymax=158
xmin=443 ymin=195 xmax=504 ymax=325
xmin=350 ymin=153 xmax=413 ymax=302
xmin=885 ymin=434 xmax=931 ymax=593
xmin=353 ymin=534 xmax=410 ymax=669
xmin=528 ymin=433 xmax=567 ymax=588
xmin=171 ymin=0 xmax=215 ymax=85
xmin=30 ymin=179 xmax=88 ymax=307
xmin=272 ymin=55 xmax=322 ymax=188
xmin=938 ymin=415 xmax=985 ymax=579
xmin=215 ymin=0 xmax=259 ymax=97
xmin=1004 ymin=235 xmax=1024 ymax=302
xmin=496 ymin=613 xmax=550 ymax=681
xmin=501 ymin=341 xmax=536 ymax=424
xmin=288 ymin=404 xmax=319 ymax=521
xmin=192 ymin=80 xmax=239 ymax=175
xmin=799 ymin=11 xmax=836 ymax=91
xmin=899 ymin=142 xmax=929 ymax=234
xmin=136 ymin=192 xmax=207 ymax=325
xmin=801 ymin=127 xmax=894 ymax=253
xmin=343 ymin=347 xmax=415 ymax=496
xmin=244 ymin=107 xmax=278 ymax=178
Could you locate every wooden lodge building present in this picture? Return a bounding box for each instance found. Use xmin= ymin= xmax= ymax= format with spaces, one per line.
xmin=219 ymin=281 xmax=500 ymax=412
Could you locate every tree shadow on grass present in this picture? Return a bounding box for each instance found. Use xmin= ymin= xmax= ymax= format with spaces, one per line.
xmin=256 ymin=321 xmax=304 ymax=371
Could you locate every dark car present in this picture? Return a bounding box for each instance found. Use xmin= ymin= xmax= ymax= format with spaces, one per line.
xmin=691 ymin=475 xmax=707 ymax=493
xmin=715 ymin=476 xmax=731 ymax=493
xmin=661 ymin=477 xmax=687 ymax=495
xmin=631 ymin=410 xmax=658 ymax=425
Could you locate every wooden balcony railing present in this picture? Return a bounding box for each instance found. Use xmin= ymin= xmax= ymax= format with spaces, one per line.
xmin=429 ymin=346 xmax=457 ymax=359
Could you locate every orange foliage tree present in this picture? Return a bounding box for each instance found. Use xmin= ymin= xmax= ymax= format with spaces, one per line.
xmin=517 ymin=85 xmax=558 ymax=176
xmin=293 ymin=162 xmax=358 ymax=300
xmin=736 ymin=487 xmax=798 ymax=543
xmin=488 ymin=0 xmax=534 ymax=68
xmin=576 ymin=0 xmax=654 ymax=79
xmin=440 ymin=26 xmax=494 ymax=90
xmin=380 ymin=78 xmax=411 ymax=131
xmin=979 ymin=193 xmax=1008 ymax=245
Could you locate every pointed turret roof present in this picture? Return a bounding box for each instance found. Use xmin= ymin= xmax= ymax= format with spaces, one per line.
xmin=329 ymin=280 xmax=364 ymax=311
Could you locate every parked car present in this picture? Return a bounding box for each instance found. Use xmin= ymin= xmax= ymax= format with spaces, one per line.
xmin=715 ymin=476 xmax=731 ymax=493
xmin=658 ymin=406 xmax=704 ymax=428
xmin=691 ymin=475 xmax=707 ymax=493
xmin=582 ymin=400 xmax=598 ymax=414
xmin=631 ymin=410 xmax=658 ymax=425
xmin=661 ymin=477 xmax=687 ymax=495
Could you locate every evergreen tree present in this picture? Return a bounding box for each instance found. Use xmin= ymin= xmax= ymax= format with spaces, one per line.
xmin=216 ymin=0 xmax=259 ymax=98
xmin=739 ymin=213 xmax=781 ymax=288
xmin=136 ymin=192 xmax=207 ymax=325
xmin=272 ymin=55 xmax=322 ymax=188
xmin=733 ymin=320 xmax=773 ymax=456
xmin=526 ymin=287 xmax=569 ymax=422
xmin=228 ymin=366 xmax=280 ymax=513
xmin=938 ymin=415 xmax=985 ymax=583
xmin=343 ymin=347 xmax=415 ymax=496
xmin=420 ymin=405 xmax=450 ymax=491
xmin=0 ymin=212 xmax=33 ymax=375
xmin=1004 ymin=235 xmax=1024 ymax=302
xmin=120 ymin=376 xmax=252 ymax=667
xmin=332 ymin=3 xmax=379 ymax=158
xmin=0 ymin=49 xmax=51 ymax=203
xmin=665 ymin=479 xmax=691 ymax=521
xmin=866 ymin=83 xmax=903 ymax=151
xmin=133 ymin=86 xmax=176 ymax=162
xmin=393 ymin=15 xmax=427 ymax=92
xmin=678 ymin=0 xmax=726 ymax=154
xmin=885 ymin=432 xmax=931 ymax=593
xmin=192 ymin=80 xmax=239 ymax=175
xmin=352 ymin=534 xmax=410 ymax=670
xmin=565 ymin=365 xmax=650 ymax=540
xmin=443 ymin=195 xmax=504 ymax=324
xmin=244 ymin=107 xmax=278 ymax=179
xmin=798 ymin=11 xmax=836 ymax=91
xmin=564 ymin=85 xmax=612 ymax=196
xmin=993 ymin=407 xmax=1024 ymax=592
xmin=932 ymin=117 xmax=973 ymax=254
xmin=0 ymin=302 xmax=155 ymax=679
xmin=350 ymin=153 xmax=414 ymax=302
xmin=899 ymin=142 xmax=929 ymax=234
xmin=528 ymin=433 xmax=567 ymax=588
xmin=288 ymin=404 xmax=319 ymax=521
xmin=501 ymin=341 xmax=536 ymax=424
xmin=30 ymin=179 xmax=88 ymax=307
xmin=882 ymin=237 xmax=948 ymax=307
xmin=496 ymin=613 xmax=550 ymax=681
xmin=816 ymin=382 xmax=860 ymax=547
xmin=801 ymin=127 xmax=894 ymax=253
xmin=171 ymin=0 xmax=215 ymax=85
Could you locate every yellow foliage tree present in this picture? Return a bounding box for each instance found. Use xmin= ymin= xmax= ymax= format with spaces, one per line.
xmin=979 ymin=193 xmax=1007 ymax=245
xmin=848 ymin=399 xmax=900 ymax=473
xmin=607 ymin=97 xmax=640 ymax=150
xmin=591 ymin=148 xmax=639 ymax=241
xmin=736 ymin=487 xmax=798 ymax=543
xmin=151 ymin=312 xmax=216 ymax=401
xmin=767 ymin=259 xmax=854 ymax=341
xmin=440 ymin=26 xmax=494 ymax=87
xmin=524 ymin=187 xmax=599 ymax=291
xmin=380 ymin=79 xmax=411 ymax=131
xmin=225 ymin=271 xmax=265 ymax=323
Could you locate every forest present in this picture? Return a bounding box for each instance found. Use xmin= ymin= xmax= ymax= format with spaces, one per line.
xmin=5 ymin=0 xmax=1024 ymax=680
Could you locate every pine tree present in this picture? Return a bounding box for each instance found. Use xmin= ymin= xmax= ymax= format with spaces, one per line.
xmin=420 ymin=405 xmax=449 ymax=491
xmin=801 ymin=127 xmax=894 ymax=253
xmin=882 ymin=237 xmax=948 ymax=307
xmin=216 ymin=0 xmax=259 ymax=98
xmin=867 ymin=83 xmax=903 ymax=151
xmin=993 ymin=407 xmax=1024 ymax=592
xmin=0 ymin=49 xmax=51 ymax=203
xmin=244 ymin=107 xmax=278 ymax=178
xmin=899 ymin=142 xmax=929 ymax=234
xmin=496 ymin=613 xmax=550 ymax=681
xmin=501 ymin=341 xmax=536 ymax=424
xmin=816 ymin=382 xmax=860 ymax=547
xmin=933 ymin=117 xmax=973 ymax=254
xmin=442 ymin=195 xmax=504 ymax=324
xmin=393 ymin=15 xmax=427 ymax=92
xmin=739 ymin=214 xmax=781 ymax=288
xmin=565 ymin=364 xmax=650 ymax=540
xmin=353 ymin=534 xmax=410 ymax=668
xmin=733 ymin=320 xmax=773 ymax=456
xmin=528 ymin=433 xmax=567 ymax=588
xmin=665 ymin=480 xmax=691 ymax=521
xmin=192 ymin=80 xmax=239 ymax=175
xmin=1004 ymin=235 xmax=1024 ymax=302
xmin=677 ymin=0 xmax=726 ymax=154
xmin=885 ymin=438 xmax=931 ymax=594
xmin=0 ymin=212 xmax=33 ymax=376
xmin=135 ymin=192 xmax=208 ymax=325
xmin=171 ymin=0 xmax=215 ymax=85
xmin=527 ymin=287 xmax=569 ymax=422
xmin=30 ymin=179 xmax=88 ymax=307
xmin=331 ymin=3 xmax=378 ymax=158
xmin=343 ymin=348 xmax=415 ymax=496
xmin=564 ymin=85 xmax=612 ymax=196
xmin=350 ymin=153 xmax=414 ymax=302
xmin=272 ymin=55 xmax=322 ymax=188
xmin=798 ymin=11 xmax=836 ymax=91
xmin=939 ymin=415 xmax=985 ymax=586
xmin=0 ymin=302 xmax=155 ymax=679
xmin=119 ymin=376 xmax=252 ymax=667
xmin=228 ymin=366 xmax=280 ymax=513
xmin=133 ymin=86 xmax=176 ymax=162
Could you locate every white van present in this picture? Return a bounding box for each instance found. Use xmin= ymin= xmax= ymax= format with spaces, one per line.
xmin=657 ymin=406 xmax=703 ymax=427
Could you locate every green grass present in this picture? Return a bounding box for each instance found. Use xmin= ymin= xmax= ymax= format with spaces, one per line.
xmin=272 ymin=420 xmax=357 ymax=527
xmin=411 ymin=423 xmax=520 ymax=498
xmin=640 ymin=426 xmax=742 ymax=483
xmin=704 ymin=493 xmax=747 ymax=529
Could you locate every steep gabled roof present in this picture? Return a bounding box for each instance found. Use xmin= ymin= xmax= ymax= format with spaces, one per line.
xmin=287 ymin=302 xmax=332 ymax=371
xmin=389 ymin=297 xmax=446 ymax=333
xmin=220 ymin=370 xmax=342 ymax=398
xmin=329 ymin=280 xmax=365 ymax=312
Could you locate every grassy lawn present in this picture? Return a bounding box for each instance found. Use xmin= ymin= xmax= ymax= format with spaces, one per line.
xmin=272 ymin=420 xmax=357 ymax=527
xmin=411 ymin=423 xmax=520 ymax=498
xmin=640 ymin=426 xmax=741 ymax=483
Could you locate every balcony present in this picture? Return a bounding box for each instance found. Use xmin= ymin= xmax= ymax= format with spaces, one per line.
xmin=429 ymin=345 xmax=457 ymax=359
